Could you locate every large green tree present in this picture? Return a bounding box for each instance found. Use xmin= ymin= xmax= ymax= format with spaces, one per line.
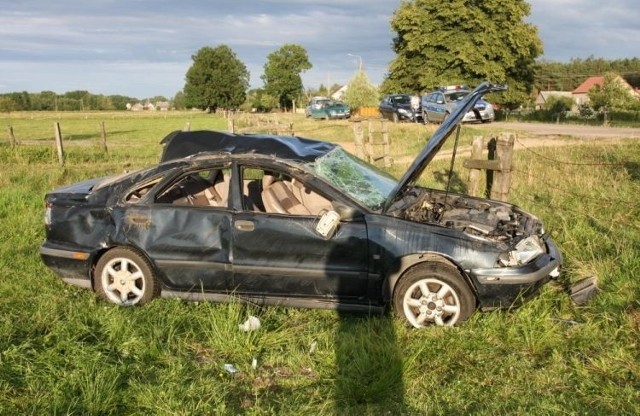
xmin=184 ymin=45 xmax=250 ymax=112
xmin=383 ymin=0 xmax=542 ymax=108
xmin=262 ymin=44 xmax=312 ymax=110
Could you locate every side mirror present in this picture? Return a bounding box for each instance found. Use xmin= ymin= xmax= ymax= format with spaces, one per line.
xmin=334 ymin=204 xmax=363 ymax=221
xmin=315 ymin=210 xmax=340 ymax=239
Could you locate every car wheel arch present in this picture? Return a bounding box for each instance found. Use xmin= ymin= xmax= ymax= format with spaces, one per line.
xmin=383 ymin=253 xmax=478 ymax=303
xmin=90 ymin=244 xmax=163 ymax=291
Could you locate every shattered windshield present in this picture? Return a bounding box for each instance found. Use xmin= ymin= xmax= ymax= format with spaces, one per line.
xmin=312 ymin=147 xmax=398 ymax=210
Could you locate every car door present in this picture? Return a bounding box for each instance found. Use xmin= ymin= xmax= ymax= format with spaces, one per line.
xmin=429 ymin=92 xmax=446 ymax=122
xmin=121 ymin=166 xmax=234 ymax=292
xmin=379 ymin=96 xmax=392 ymax=120
xmin=230 ymin=166 xmax=370 ymax=302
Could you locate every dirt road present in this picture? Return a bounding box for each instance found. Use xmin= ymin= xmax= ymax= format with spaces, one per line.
xmin=431 ymin=121 xmax=640 ymax=162
xmin=473 ymin=121 xmax=640 ymax=140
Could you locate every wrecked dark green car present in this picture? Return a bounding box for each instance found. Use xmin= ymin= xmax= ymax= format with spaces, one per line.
xmin=40 ymin=82 xmax=562 ymax=327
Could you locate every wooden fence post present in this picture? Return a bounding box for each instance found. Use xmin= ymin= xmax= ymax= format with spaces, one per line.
xmin=366 ymin=119 xmax=374 ymax=163
xmin=183 ymin=122 xmax=191 ymax=131
xmin=352 ymin=119 xmax=365 ymax=158
xmin=381 ymin=120 xmax=391 ymax=167
xmin=491 ymin=133 xmax=515 ymax=201
xmin=467 ymin=136 xmax=484 ymax=196
xmin=54 ymin=122 xmax=65 ymax=166
xmin=7 ymin=125 xmax=17 ymax=147
xmin=463 ymin=133 xmax=514 ymax=201
xmin=486 ymin=137 xmax=497 ymax=198
xmin=99 ymin=121 xmax=108 ymax=153
xmin=227 ymin=116 xmax=235 ymax=133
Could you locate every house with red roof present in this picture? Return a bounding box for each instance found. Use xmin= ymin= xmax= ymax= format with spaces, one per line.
xmin=572 ymin=75 xmax=639 ymax=106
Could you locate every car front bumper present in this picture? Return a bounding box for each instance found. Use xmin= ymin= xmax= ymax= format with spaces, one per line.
xmin=462 ymin=107 xmax=494 ymax=122
xmin=468 ymin=237 xmax=562 ymax=309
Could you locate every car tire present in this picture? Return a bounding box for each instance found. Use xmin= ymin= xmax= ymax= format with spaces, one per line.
xmin=422 ymin=111 xmax=430 ymax=125
xmin=393 ymin=261 xmax=475 ymax=327
xmin=442 ymin=112 xmax=449 ymax=123
xmin=94 ymin=247 xmax=159 ymax=306
xmin=392 ymin=112 xmax=399 ymax=123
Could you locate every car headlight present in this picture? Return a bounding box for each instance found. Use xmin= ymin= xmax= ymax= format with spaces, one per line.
xmin=485 ymin=103 xmax=493 ymax=111
xmin=398 ymin=108 xmax=410 ymax=115
xmin=499 ymin=236 xmax=545 ymax=266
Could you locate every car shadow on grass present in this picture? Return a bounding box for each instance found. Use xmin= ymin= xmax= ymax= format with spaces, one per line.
xmin=332 ymin=236 xmax=408 ymax=414
xmin=334 ymin=311 xmax=407 ymax=414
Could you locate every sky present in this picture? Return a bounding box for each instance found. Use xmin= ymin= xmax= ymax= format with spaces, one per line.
xmin=1 ymin=0 xmax=639 ymax=99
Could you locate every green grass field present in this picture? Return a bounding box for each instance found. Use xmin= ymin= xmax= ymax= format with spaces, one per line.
xmin=1 ymin=111 xmax=638 ymax=414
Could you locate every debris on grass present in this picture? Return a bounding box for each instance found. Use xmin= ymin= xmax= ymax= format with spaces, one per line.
xmin=239 ymin=315 xmax=261 ymax=332
xmin=569 ymin=276 xmax=600 ymax=305
xmin=224 ymin=363 xmax=239 ymax=374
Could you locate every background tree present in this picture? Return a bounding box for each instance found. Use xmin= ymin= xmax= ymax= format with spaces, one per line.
xmin=343 ymin=70 xmax=380 ymax=110
xmin=262 ymin=44 xmax=312 ymax=111
xmin=241 ymin=88 xmax=278 ymax=113
xmin=382 ymin=0 xmax=542 ymax=108
xmin=588 ymin=73 xmax=636 ymax=111
xmin=184 ymin=45 xmax=250 ymax=112
xmin=172 ymin=91 xmax=186 ymax=110
xmin=0 ymin=96 xmax=15 ymax=113
xmin=535 ymin=57 xmax=640 ymax=92
xmin=588 ymin=72 xmax=639 ymax=125
xmin=544 ymin=95 xmax=575 ymax=124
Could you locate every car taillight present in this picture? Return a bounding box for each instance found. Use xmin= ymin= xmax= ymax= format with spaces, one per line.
xmin=45 ymin=202 xmax=52 ymax=226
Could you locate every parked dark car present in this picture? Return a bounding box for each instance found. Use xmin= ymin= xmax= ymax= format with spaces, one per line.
xmin=379 ymin=94 xmax=422 ymax=123
xmin=40 ymin=82 xmax=562 ymax=327
xmin=422 ymin=85 xmax=495 ymax=123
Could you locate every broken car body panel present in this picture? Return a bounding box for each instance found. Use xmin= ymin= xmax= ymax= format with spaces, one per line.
xmin=40 ymin=82 xmax=562 ymax=325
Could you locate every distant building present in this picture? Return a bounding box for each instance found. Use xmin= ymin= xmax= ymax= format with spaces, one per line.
xmin=572 ymin=75 xmax=639 ymax=106
xmin=535 ymin=91 xmax=575 ymax=110
xmin=156 ymin=101 xmax=170 ymax=111
xmin=331 ymin=85 xmax=347 ymax=101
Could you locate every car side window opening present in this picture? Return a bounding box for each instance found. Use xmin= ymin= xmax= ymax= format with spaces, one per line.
xmin=240 ymin=166 xmax=333 ymax=216
xmin=124 ymin=178 xmax=163 ymax=203
xmin=155 ymin=168 xmax=231 ymax=207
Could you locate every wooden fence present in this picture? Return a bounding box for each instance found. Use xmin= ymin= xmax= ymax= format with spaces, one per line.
xmin=6 ymin=121 xmax=112 ymax=166
xmin=226 ymin=113 xmax=294 ymax=135
xmin=463 ymin=133 xmax=515 ymax=201
xmin=351 ymin=119 xmax=392 ymax=167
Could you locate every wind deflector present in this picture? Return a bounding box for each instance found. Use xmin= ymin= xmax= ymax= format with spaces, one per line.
xmin=159 ymin=130 xmax=337 ymax=163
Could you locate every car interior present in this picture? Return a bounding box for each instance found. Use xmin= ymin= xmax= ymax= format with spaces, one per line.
xmin=157 ymin=167 xmax=333 ymax=216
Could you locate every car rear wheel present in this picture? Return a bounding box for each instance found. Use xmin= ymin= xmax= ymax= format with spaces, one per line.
xmin=422 ymin=111 xmax=430 ymax=125
xmin=94 ymin=247 xmax=159 ymax=306
xmin=442 ymin=112 xmax=449 ymax=123
xmin=393 ymin=261 xmax=475 ymax=327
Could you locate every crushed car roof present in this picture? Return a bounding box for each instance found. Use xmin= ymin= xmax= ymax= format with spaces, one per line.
xmin=160 ymin=130 xmax=337 ymax=163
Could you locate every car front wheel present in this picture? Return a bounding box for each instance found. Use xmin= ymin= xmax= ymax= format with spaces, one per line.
xmin=94 ymin=247 xmax=159 ymax=306
xmin=393 ymin=262 xmax=475 ymax=327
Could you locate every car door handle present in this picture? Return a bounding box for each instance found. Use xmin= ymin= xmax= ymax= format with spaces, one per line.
xmin=234 ymin=220 xmax=255 ymax=232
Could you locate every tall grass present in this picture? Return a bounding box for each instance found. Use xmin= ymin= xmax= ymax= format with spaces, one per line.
xmin=0 ymin=112 xmax=638 ymax=414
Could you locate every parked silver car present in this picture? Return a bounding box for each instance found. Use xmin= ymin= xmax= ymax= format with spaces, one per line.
xmin=421 ymin=86 xmax=495 ymax=123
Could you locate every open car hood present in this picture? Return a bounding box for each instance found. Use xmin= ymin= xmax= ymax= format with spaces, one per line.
xmin=382 ymin=82 xmax=507 ymax=213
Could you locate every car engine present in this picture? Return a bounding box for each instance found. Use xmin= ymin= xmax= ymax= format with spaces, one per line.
xmin=390 ymin=189 xmax=543 ymax=242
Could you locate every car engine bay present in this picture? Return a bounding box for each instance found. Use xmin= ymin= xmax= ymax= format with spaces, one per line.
xmin=390 ymin=188 xmax=544 ymax=243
